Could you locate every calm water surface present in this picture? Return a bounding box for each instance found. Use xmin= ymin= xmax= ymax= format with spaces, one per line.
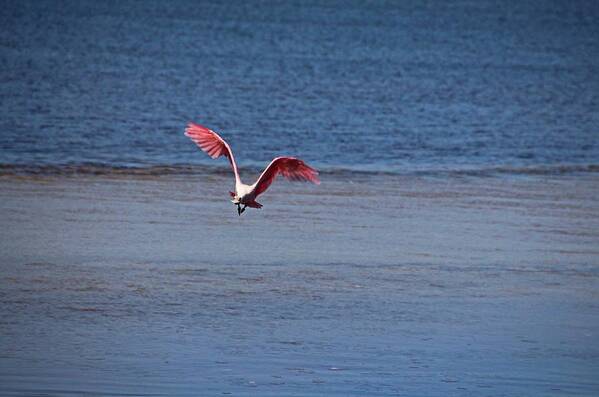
xmin=1 ymin=174 xmax=598 ymax=396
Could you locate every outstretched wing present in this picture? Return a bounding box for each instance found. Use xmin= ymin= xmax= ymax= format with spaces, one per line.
xmin=185 ymin=122 xmax=239 ymax=180
xmin=252 ymin=157 xmax=320 ymax=197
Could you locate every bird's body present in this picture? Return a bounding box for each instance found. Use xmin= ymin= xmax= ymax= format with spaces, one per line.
xmin=185 ymin=122 xmax=320 ymax=215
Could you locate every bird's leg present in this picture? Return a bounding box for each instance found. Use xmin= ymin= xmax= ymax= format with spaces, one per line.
xmin=240 ymin=205 xmax=247 ymax=214
xmin=237 ymin=203 xmax=241 ymax=216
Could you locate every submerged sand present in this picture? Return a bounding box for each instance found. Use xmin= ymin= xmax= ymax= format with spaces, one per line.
xmin=1 ymin=172 xmax=598 ymax=396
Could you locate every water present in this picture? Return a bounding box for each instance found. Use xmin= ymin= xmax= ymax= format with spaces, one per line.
xmin=1 ymin=174 xmax=598 ymax=396
xmin=1 ymin=0 xmax=598 ymax=174
xmin=2 ymin=1 xmax=599 ymax=396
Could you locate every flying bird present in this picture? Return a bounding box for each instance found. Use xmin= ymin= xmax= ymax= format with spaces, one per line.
xmin=185 ymin=122 xmax=320 ymax=215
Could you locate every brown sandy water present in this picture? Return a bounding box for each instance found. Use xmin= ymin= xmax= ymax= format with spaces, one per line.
xmin=1 ymin=172 xmax=598 ymax=396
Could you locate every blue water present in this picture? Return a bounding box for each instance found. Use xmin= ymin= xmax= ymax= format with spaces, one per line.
xmin=2 ymin=173 xmax=599 ymax=396
xmin=2 ymin=3 xmax=599 ymax=395
xmin=1 ymin=0 xmax=598 ymax=174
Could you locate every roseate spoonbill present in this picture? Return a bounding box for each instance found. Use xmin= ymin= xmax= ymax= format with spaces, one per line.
xmin=185 ymin=122 xmax=320 ymax=215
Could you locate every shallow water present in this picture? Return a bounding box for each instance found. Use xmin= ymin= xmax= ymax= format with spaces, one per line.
xmin=1 ymin=173 xmax=598 ymax=396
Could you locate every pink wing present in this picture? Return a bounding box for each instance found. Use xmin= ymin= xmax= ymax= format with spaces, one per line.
xmin=185 ymin=122 xmax=239 ymax=179
xmin=253 ymin=157 xmax=320 ymax=197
